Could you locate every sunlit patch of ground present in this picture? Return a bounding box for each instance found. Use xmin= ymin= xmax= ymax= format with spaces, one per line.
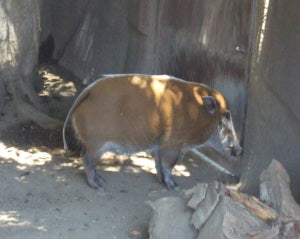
xmin=0 ymin=136 xmax=191 ymax=182
xmin=38 ymin=68 xmax=77 ymax=98
xmin=0 ymin=142 xmax=52 ymax=166
xmin=0 ymin=139 xmax=82 ymax=176
xmin=33 ymin=63 xmax=84 ymax=121
xmin=0 ymin=211 xmax=30 ymax=227
xmin=0 ymin=211 xmax=48 ymax=232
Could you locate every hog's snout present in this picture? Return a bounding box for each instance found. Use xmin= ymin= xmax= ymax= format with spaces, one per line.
xmin=230 ymin=145 xmax=243 ymax=156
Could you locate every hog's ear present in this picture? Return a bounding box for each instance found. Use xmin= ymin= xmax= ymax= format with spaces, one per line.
xmin=202 ymin=96 xmax=217 ymax=114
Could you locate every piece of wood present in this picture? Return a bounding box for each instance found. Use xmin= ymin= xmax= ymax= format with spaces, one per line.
xmin=228 ymin=190 xmax=277 ymax=222
xmin=185 ymin=183 xmax=208 ymax=209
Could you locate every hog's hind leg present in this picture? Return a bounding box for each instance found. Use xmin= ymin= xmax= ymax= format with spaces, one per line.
xmin=82 ymin=146 xmax=105 ymax=191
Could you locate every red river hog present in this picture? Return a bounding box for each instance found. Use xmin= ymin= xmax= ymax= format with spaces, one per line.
xmin=63 ymin=74 xmax=242 ymax=190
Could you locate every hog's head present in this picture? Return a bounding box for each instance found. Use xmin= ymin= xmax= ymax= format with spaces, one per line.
xmin=217 ymin=110 xmax=242 ymax=156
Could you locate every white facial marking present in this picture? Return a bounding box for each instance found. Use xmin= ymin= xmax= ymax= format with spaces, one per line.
xmin=218 ymin=111 xmax=241 ymax=156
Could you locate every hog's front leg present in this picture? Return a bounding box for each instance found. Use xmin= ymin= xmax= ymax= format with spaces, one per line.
xmin=152 ymin=148 xmax=163 ymax=183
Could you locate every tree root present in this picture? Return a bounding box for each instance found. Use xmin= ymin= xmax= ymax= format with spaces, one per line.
xmin=17 ymin=100 xmax=63 ymax=129
xmin=1 ymin=73 xmax=64 ymax=130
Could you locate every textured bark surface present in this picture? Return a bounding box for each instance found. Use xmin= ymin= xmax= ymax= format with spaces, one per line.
xmin=0 ymin=1 xmax=61 ymax=129
xmin=241 ymin=0 xmax=300 ymax=202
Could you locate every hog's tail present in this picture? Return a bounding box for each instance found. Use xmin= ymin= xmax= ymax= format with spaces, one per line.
xmin=62 ymin=79 xmax=100 ymax=151
xmin=62 ymin=110 xmax=71 ymax=151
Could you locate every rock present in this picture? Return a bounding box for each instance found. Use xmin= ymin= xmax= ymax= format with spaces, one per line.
xmin=260 ymin=159 xmax=300 ymax=221
xmin=187 ymin=182 xmax=221 ymax=230
xmin=260 ymin=159 xmax=300 ymax=238
xmin=149 ymin=160 xmax=300 ymax=239
xmin=184 ymin=182 xmax=277 ymax=239
xmin=185 ymin=183 xmax=208 ymax=209
xmin=148 ymin=196 xmax=197 ymax=239
xmin=197 ymin=195 xmax=278 ymax=239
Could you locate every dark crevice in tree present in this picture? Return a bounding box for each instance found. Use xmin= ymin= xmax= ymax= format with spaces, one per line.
xmin=38 ymin=34 xmax=55 ymax=64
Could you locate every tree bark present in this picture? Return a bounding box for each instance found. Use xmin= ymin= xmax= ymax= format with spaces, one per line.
xmin=0 ymin=1 xmax=61 ymax=129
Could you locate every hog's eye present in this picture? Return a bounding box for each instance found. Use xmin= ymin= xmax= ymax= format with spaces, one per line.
xmin=223 ymin=111 xmax=231 ymax=120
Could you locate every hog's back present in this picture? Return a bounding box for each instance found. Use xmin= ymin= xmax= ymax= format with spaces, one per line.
xmin=72 ymin=77 xmax=162 ymax=150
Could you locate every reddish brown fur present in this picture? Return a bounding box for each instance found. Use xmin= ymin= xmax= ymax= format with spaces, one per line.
xmin=72 ymin=75 xmax=227 ymax=150
xmin=63 ymin=74 xmax=230 ymax=190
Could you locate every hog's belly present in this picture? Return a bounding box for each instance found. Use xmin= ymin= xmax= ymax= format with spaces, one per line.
xmin=95 ymin=141 xmax=160 ymax=157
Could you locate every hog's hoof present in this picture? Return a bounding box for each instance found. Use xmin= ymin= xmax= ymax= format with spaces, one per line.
xmin=164 ymin=177 xmax=179 ymax=191
xmin=86 ymin=171 xmax=105 ymax=191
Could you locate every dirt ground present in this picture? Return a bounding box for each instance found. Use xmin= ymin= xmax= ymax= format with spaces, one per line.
xmin=0 ymin=64 xmax=212 ymax=239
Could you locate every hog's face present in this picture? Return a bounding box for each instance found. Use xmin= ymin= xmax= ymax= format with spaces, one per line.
xmin=218 ymin=110 xmax=242 ymax=156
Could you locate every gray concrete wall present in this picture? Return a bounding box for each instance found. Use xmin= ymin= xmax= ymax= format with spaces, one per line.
xmin=241 ymin=0 xmax=300 ymax=201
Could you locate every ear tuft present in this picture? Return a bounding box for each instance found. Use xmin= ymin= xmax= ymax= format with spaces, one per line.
xmin=202 ymin=96 xmax=217 ymax=114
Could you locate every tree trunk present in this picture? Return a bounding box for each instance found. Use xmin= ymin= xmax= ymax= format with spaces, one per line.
xmin=0 ymin=0 xmax=61 ymax=129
